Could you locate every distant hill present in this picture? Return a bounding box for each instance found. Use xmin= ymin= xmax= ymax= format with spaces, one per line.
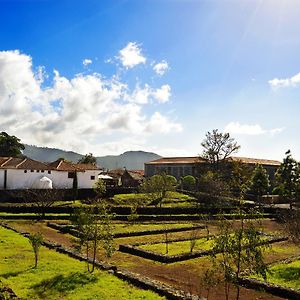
xmin=23 ymin=145 xmax=161 ymax=170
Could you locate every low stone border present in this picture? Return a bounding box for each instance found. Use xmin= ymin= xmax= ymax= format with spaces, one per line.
xmin=238 ymin=277 xmax=300 ymax=300
xmin=0 ymin=223 xmax=203 ymax=300
xmin=119 ymin=236 xmax=289 ymax=264
xmin=47 ymin=222 xmax=207 ymax=239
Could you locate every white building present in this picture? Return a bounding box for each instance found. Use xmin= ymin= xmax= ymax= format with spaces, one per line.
xmin=0 ymin=157 xmax=102 ymax=190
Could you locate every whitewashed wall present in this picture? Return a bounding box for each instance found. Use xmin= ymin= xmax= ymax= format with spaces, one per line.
xmin=0 ymin=168 xmax=100 ymax=190
xmin=77 ymin=170 xmax=100 ymax=189
xmin=50 ymin=170 xmax=74 ymax=189
xmin=5 ymin=169 xmax=52 ymax=189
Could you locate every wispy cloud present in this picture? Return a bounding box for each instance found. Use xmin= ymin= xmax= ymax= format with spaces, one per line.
xmin=82 ymin=58 xmax=92 ymax=66
xmin=118 ymin=42 xmax=146 ymax=69
xmin=153 ymin=60 xmax=169 ymax=75
xmin=224 ymin=122 xmax=284 ymax=136
xmin=269 ymin=72 xmax=300 ymax=89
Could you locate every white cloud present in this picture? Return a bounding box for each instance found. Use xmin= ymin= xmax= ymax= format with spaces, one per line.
xmin=152 ymin=84 xmax=171 ymax=103
xmin=126 ymin=84 xmax=171 ymax=104
xmin=145 ymin=112 xmax=183 ymax=134
xmin=224 ymin=122 xmax=284 ymax=136
xmin=0 ymin=50 xmax=181 ymax=154
xmin=118 ymin=42 xmax=146 ymax=69
xmin=269 ymin=72 xmax=300 ymax=89
xmin=153 ymin=60 xmax=169 ymax=75
xmin=82 ymin=58 xmax=92 ymax=66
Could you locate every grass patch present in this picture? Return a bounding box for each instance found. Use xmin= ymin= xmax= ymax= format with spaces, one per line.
xmin=112 ymin=191 xmax=196 ymax=207
xmin=252 ymin=259 xmax=300 ymax=290
xmin=0 ymin=226 xmax=165 ymax=300
xmin=139 ymin=237 xmax=213 ymax=255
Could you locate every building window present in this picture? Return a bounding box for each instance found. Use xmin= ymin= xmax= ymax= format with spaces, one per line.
xmin=48 ymin=170 xmax=51 ymax=174
xmin=68 ymin=172 xmax=75 ymax=178
xmin=31 ymin=170 xmax=34 ymax=172
xmin=37 ymin=170 xmax=40 ymax=173
xmin=41 ymin=170 xmax=44 ymax=173
xmin=24 ymin=170 xmax=27 ymax=173
xmin=91 ymin=175 xmax=95 ymax=180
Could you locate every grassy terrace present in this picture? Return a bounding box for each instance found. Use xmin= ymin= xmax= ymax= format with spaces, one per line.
xmin=251 ymin=259 xmax=300 ymax=290
xmin=0 ymin=226 xmax=165 ymax=300
xmin=112 ymin=191 xmax=197 ymax=206
xmin=139 ymin=237 xmax=213 ymax=255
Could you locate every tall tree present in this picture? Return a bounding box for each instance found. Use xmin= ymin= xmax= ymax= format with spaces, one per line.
xmin=248 ymin=164 xmax=270 ymax=207
xmin=201 ymin=129 xmax=240 ymax=169
xmin=274 ymin=150 xmax=300 ymax=209
xmin=0 ymin=131 xmax=25 ymax=157
xmin=78 ymin=153 xmax=97 ymax=165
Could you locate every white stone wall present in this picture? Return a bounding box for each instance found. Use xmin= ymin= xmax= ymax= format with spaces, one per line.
xmin=77 ymin=170 xmax=100 ymax=189
xmin=5 ymin=169 xmax=52 ymax=189
xmin=0 ymin=168 xmax=100 ymax=190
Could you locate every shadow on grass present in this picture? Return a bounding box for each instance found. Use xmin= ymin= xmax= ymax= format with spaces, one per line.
xmin=271 ymin=266 xmax=300 ymax=282
xmin=1 ymin=268 xmax=31 ymax=279
xmin=32 ymin=272 xmax=98 ymax=297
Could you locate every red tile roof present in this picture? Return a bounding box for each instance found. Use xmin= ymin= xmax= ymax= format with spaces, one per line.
xmin=145 ymin=156 xmax=281 ymax=166
xmin=75 ymin=163 xmax=100 ymax=170
xmin=0 ymin=157 xmax=50 ymax=170
xmin=145 ymin=157 xmax=206 ymax=165
xmin=227 ymin=156 xmax=281 ymax=166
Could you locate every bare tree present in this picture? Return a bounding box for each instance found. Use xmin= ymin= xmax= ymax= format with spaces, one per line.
xmin=201 ymin=129 xmax=240 ymax=169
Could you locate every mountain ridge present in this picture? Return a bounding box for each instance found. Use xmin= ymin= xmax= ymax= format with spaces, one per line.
xmin=23 ymin=144 xmax=161 ymax=170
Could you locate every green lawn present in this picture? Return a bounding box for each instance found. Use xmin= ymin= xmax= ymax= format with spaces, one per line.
xmin=139 ymin=237 xmax=214 ymax=255
xmin=112 ymin=191 xmax=196 ymax=206
xmin=0 ymin=226 xmax=165 ymax=300
xmin=252 ymin=259 xmax=300 ymax=290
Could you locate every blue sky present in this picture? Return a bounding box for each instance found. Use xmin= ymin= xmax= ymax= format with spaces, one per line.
xmin=1 ymin=0 xmax=300 ymax=160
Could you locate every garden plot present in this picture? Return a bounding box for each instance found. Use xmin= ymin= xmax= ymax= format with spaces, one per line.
xmin=119 ymin=233 xmax=288 ymax=263
xmin=47 ymin=221 xmax=206 ymax=238
xmin=0 ymin=226 xmax=165 ymax=300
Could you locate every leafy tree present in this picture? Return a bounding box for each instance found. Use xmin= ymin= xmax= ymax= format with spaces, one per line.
xmin=28 ymin=232 xmax=44 ymax=268
xmin=78 ymin=153 xmax=97 ymax=165
xmin=228 ymin=160 xmax=252 ymax=197
xmin=211 ymin=209 xmax=269 ymax=300
xmin=248 ymin=164 xmax=270 ymax=207
xmin=274 ymin=150 xmax=300 ymax=209
xmin=197 ymin=171 xmax=230 ymax=206
xmin=0 ymin=131 xmax=25 ymax=157
xmin=283 ymin=209 xmax=300 ymax=245
xmin=140 ymin=173 xmax=177 ymax=207
xmin=71 ymin=203 xmax=115 ymax=273
xmin=201 ymin=129 xmax=240 ymax=169
xmin=93 ymin=178 xmax=106 ymax=200
xmin=181 ymin=175 xmax=196 ymax=191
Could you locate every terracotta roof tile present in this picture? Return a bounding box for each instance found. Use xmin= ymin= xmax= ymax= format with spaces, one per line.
xmin=227 ymin=156 xmax=281 ymax=166
xmin=75 ymin=163 xmax=100 ymax=170
xmin=145 ymin=156 xmax=281 ymax=166
xmin=145 ymin=157 xmax=206 ymax=165
xmin=0 ymin=157 xmax=50 ymax=170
